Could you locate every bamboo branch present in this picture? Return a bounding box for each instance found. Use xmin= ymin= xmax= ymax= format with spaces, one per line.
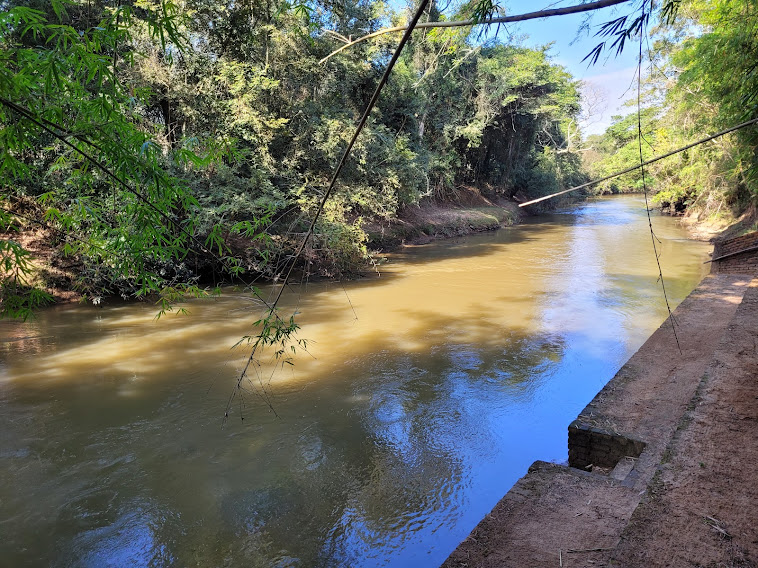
xmin=320 ymin=0 xmax=632 ymax=63
xmin=227 ymin=0 xmax=433 ymax=422
xmin=323 ymin=29 xmax=350 ymax=44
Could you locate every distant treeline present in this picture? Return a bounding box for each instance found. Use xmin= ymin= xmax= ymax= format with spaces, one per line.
xmin=585 ymin=0 xmax=758 ymax=222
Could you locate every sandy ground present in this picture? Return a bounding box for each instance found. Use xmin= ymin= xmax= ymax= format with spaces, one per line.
xmin=365 ymin=188 xmax=523 ymax=249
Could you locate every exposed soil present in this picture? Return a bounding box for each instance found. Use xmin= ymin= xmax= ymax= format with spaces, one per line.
xmin=364 ymin=187 xmax=522 ymax=249
xmin=0 ymin=226 xmax=81 ymax=304
xmin=443 ymin=274 xmax=758 ymax=567
xmin=611 ymin=280 xmax=758 ymax=568
xmin=681 ymin=202 xmax=758 ymax=243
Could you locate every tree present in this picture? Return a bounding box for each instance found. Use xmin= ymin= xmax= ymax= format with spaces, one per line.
xmin=1 ymin=0 xmax=592 ymax=323
xmin=651 ymin=0 xmax=758 ymax=216
xmin=586 ymin=0 xmax=758 ymax=219
xmin=0 ymin=1 xmax=279 ymax=318
xmin=586 ymin=109 xmax=659 ymax=195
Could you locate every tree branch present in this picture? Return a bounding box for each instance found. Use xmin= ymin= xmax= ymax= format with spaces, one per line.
xmin=320 ymin=0 xmax=633 ymax=64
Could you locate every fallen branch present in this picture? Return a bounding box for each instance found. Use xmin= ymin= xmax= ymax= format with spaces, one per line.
xmin=320 ymin=0 xmax=632 ymax=63
xmin=566 ymin=547 xmax=615 ymax=553
xmin=705 ymin=515 xmax=732 ymax=539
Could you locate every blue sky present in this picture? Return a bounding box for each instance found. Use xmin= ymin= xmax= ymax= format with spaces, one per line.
xmin=487 ymin=0 xmax=642 ymax=135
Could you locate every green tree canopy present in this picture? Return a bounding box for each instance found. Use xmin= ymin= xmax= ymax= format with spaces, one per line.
xmin=1 ymin=0 xmax=588 ymax=319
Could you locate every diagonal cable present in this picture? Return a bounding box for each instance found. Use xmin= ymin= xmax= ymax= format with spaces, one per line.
xmin=226 ymin=0 xmax=432 ymax=421
xmin=635 ymin=3 xmax=681 ymax=352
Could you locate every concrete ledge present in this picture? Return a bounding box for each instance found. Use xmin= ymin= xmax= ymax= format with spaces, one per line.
xmin=711 ymin=230 xmax=758 ymax=275
xmin=611 ymin=278 xmax=758 ymax=566
xmin=441 ymin=461 xmax=640 ymax=568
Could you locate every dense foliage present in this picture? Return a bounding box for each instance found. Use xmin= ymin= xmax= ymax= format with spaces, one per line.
xmin=586 ymin=0 xmax=758 ymax=221
xmin=0 ymin=0 xmax=587 ymax=317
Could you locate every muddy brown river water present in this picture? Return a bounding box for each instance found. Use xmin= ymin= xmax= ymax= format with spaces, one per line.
xmin=0 ymin=196 xmax=710 ymax=567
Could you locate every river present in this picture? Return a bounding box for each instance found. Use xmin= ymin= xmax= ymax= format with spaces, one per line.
xmin=0 ymin=196 xmax=710 ymax=567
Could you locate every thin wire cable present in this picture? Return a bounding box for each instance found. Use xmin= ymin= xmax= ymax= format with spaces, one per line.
xmin=518 ymin=116 xmax=758 ymax=207
xmin=225 ymin=0 xmax=432 ymax=422
xmin=636 ymin=7 xmax=681 ymax=353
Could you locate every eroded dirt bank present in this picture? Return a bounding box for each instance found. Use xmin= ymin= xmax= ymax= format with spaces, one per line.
xmin=3 ymin=188 xmax=526 ymax=306
xmin=443 ymin=272 xmax=758 ymax=567
xmin=365 ymin=188 xmax=523 ymax=249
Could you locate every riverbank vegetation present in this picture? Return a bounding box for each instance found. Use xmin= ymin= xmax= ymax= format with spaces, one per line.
xmin=0 ymin=0 xmax=587 ymax=317
xmin=585 ymin=0 xmax=758 ymax=229
xmin=4 ymin=0 xmax=757 ymax=318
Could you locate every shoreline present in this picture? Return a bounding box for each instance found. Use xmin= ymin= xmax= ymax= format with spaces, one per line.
xmin=364 ymin=189 xmax=524 ymax=250
xmin=7 ymin=189 xmax=528 ymax=308
xmin=7 ymin=192 xmax=728 ymax=310
xmin=442 ymin=234 xmax=758 ymax=567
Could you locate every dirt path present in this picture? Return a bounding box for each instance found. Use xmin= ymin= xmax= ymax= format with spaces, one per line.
xmin=612 ymin=280 xmax=758 ymax=567
xmin=442 ymin=274 xmax=757 ymax=567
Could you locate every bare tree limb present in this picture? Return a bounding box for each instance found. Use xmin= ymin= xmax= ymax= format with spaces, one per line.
xmin=320 ymin=0 xmax=633 ymax=64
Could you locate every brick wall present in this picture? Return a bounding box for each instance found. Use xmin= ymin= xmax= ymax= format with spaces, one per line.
xmin=568 ymin=421 xmax=646 ymax=470
xmin=711 ymin=231 xmax=758 ymax=275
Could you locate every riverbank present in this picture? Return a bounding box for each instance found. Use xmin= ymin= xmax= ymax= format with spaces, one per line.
xmin=664 ymin=199 xmax=758 ymax=243
xmin=442 ymin=241 xmax=758 ymax=567
xmin=7 ymin=192 xmax=747 ymax=317
xmin=2 ymin=189 xmax=527 ymax=307
xmin=364 ymin=187 xmax=522 ymax=249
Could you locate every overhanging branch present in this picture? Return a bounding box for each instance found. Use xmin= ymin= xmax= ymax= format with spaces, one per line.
xmin=320 ymin=0 xmax=632 ymax=63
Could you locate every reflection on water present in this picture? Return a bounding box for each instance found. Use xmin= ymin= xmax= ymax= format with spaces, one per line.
xmin=0 ymin=196 xmax=710 ymax=567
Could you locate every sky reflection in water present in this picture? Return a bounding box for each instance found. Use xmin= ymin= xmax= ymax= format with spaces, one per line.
xmin=0 ymin=196 xmax=710 ymax=567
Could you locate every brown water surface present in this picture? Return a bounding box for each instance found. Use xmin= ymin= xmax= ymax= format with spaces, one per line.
xmin=0 ymin=196 xmax=710 ymax=567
